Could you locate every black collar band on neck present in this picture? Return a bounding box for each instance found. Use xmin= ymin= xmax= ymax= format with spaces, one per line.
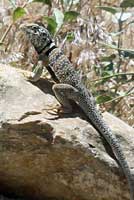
xmin=38 ymin=42 xmax=57 ymax=60
xmin=37 ymin=41 xmax=52 ymax=54
xmin=38 ymin=45 xmax=57 ymax=61
xmin=45 ymin=45 xmax=57 ymax=56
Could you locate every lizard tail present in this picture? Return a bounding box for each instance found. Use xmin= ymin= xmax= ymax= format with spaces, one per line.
xmin=77 ymin=95 xmax=134 ymax=200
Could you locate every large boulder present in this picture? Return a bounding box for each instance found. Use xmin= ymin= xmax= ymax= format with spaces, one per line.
xmin=0 ymin=64 xmax=134 ymax=200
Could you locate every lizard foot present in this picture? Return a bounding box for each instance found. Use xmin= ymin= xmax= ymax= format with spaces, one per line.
xmin=44 ymin=104 xmax=72 ymax=115
xmin=21 ymin=71 xmax=36 ymax=82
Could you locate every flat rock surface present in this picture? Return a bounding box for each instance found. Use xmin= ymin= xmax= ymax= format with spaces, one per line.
xmin=0 ymin=64 xmax=134 ymax=200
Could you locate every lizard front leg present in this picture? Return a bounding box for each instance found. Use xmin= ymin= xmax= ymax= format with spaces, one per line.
xmin=28 ymin=62 xmax=44 ymax=82
xmin=51 ymin=83 xmax=79 ymax=114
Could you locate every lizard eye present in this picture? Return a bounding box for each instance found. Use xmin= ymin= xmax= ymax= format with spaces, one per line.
xmin=32 ymin=26 xmax=38 ymax=32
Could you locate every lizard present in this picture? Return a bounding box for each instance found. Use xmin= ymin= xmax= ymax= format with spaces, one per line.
xmin=20 ymin=23 xmax=134 ymax=200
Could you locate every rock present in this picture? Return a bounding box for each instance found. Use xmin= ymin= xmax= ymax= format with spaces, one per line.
xmin=0 ymin=195 xmax=21 ymax=200
xmin=0 ymin=64 xmax=134 ymax=200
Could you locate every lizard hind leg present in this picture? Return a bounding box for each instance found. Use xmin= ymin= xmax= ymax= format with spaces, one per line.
xmin=51 ymin=83 xmax=79 ymax=114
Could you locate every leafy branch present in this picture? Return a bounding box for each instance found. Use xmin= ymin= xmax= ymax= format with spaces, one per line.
xmin=0 ymin=1 xmax=28 ymax=45
xmin=91 ymin=72 xmax=134 ymax=82
xmin=101 ymin=86 xmax=134 ymax=105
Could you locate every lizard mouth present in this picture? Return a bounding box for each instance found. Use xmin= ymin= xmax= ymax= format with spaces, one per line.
xmin=19 ymin=23 xmax=27 ymax=32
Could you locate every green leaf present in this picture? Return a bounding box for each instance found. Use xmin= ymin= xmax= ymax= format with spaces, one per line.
xmin=102 ymin=70 xmax=113 ymax=77
xmin=123 ymin=50 xmax=134 ymax=58
xmin=13 ymin=7 xmax=26 ymax=22
xmin=104 ymin=63 xmax=114 ymax=72
xmin=96 ymin=95 xmax=112 ymax=104
xmin=100 ymin=54 xmax=116 ymax=62
xmin=66 ymin=32 xmax=75 ymax=42
xmin=33 ymin=0 xmax=52 ymax=6
xmin=120 ymin=0 xmax=134 ymax=8
xmin=64 ymin=11 xmax=79 ymax=22
xmin=53 ymin=8 xmax=64 ymax=30
xmin=96 ymin=6 xmax=118 ymax=14
xmin=44 ymin=16 xmax=57 ymax=35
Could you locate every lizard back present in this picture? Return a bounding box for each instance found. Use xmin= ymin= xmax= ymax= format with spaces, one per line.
xmin=48 ymin=47 xmax=134 ymax=200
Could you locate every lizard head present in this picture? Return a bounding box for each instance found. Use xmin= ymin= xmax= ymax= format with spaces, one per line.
xmin=20 ymin=23 xmax=53 ymax=54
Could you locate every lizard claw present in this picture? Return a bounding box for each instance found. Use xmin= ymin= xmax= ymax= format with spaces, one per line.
xmin=21 ymin=71 xmax=35 ymax=81
xmin=44 ymin=104 xmax=72 ymax=115
xmin=44 ymin=104 xmax=60 ymax=115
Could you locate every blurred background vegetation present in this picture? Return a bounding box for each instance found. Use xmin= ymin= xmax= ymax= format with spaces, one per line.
xmin=0 ymin=0 xmax=133 ymax=126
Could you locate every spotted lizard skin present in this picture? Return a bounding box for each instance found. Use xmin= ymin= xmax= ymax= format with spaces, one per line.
xmin=21 ymin=23 xmax=134 ymax=200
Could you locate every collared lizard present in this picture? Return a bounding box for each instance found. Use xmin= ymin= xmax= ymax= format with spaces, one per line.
xmin=20 ymin=23 xmax=134 ymax=200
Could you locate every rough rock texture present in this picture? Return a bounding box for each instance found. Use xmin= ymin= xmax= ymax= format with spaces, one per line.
xmin=0 ymin=64 xmax=134 ymax=200
xmin=0 ymin=196 xmax=24 ymax=200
